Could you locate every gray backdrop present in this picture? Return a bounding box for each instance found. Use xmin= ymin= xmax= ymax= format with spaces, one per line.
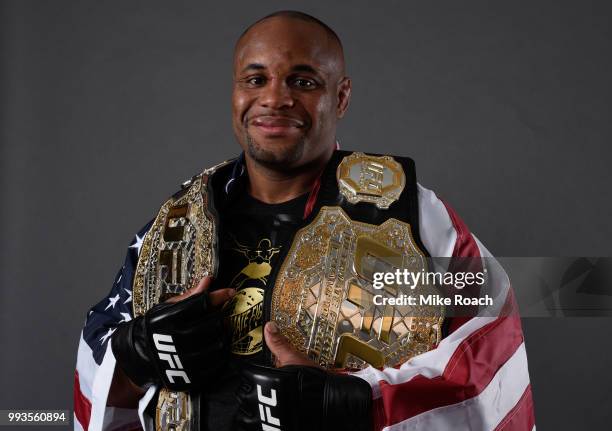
xmin=1 ymin=0 xmax=611 ymax=429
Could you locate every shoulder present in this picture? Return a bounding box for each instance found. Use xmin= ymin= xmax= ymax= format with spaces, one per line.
xmin=169 ymin=157 xmax=239 ymax=201
xmin=131 ymin=157 xmax=240 ymax=243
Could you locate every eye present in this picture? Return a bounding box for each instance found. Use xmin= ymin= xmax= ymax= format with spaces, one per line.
xmin=291 ymin=78 xmax=317 ymax=89
xmin=245 ymin=76 xmax=266 ymax=86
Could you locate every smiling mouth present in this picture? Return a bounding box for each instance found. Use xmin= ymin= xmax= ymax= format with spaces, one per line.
xmin=248 ymin=115 xmax=305 ymax=136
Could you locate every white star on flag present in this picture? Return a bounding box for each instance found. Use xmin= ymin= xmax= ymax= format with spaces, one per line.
xmin=99 ymin=328 xmax=116 ymax=344
xmin=119 ymin=312 xmax=132 ymax=323
xmin=129 ymin=233 xmax=144 ymax=255
xmin=123 ymin=288 xmax=132 ymax=304
xmin=104 ymin=294 xmax=120 ymax=310
xmin=116 ymin=273 xmax=122 ymax=284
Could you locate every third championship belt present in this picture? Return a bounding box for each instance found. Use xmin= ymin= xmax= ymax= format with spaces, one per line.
xmin=271 ymin=152 xmax=443 ymax=369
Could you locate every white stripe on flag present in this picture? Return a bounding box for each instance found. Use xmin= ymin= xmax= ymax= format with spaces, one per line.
xmin=383 ymin=343 xmax=530 ymax=431
xmin=74 ymin=413 xmax=85 ymax=431
xmin=417 ymin=184 xmax=457 ymax=258
xmin=76 ymin=333 xmax=98 ymax=400
xmin=89 ymin=342 xmax=118 ymax=431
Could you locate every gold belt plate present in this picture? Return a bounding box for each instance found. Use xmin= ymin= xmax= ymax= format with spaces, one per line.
xmin=132 ymin=161 xmax=229 ymax=431
xmin=271 ymin=206 xmax=443 ymax=370
xmin=336 ymin=152 xmax=405 ymax=209
xmin=132 ymin=171 xmax=216 ymax=316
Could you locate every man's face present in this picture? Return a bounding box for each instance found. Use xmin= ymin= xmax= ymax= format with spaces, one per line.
xmin=232 ymin=17 xmax=351 ymax=170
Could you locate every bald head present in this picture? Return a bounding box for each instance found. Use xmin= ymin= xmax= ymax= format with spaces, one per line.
xmin=235 ymin=11 xmax=345 ymax=77
xmin=237 ymin=11 xmax=344 ymax=55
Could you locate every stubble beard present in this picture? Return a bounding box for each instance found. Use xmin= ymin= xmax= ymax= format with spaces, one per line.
xmin=244 ymin=130 xmax=306 ymax=171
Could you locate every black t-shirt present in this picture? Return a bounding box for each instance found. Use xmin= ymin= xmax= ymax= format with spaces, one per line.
xmin=199 ymin=189 xmax=308 ymax=430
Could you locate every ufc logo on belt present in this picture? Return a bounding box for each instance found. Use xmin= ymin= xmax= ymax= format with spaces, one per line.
xmin=257 ymin=384 xmax=282 ymax=431
xmin=152 ymin=333 xmax=191 ymax=384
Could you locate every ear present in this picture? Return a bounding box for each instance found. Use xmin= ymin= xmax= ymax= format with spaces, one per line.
xmin=336 ymin=76 xmax=352 ymax=119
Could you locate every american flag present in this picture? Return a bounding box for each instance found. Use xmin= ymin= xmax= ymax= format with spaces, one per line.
xmin=354 ymin=185 xmax=536 ymax=431
xmin=74 ymin=221 xmax=151 ymax=431
xmin=74 ymin=162 xmax=535 ymax=430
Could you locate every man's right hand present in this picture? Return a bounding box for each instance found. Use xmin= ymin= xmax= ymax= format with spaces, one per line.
xmin=111 ymin=277 xmax=235 ymax=391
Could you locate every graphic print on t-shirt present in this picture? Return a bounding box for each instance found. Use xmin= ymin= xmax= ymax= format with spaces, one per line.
xmin=223 ymin=236 xmax=281 ymax=355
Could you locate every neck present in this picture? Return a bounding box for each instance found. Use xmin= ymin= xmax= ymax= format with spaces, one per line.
xmin=244 ymin=149 xmax=333 ymax=204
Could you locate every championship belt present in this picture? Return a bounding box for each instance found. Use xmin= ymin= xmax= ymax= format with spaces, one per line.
xmin=271 ymin=152 xmax=443 ymax=369
xmin=132 ymin=160 xmax=231 ymax=431
xmin=132 ymin=152 xmax=443 ymax=430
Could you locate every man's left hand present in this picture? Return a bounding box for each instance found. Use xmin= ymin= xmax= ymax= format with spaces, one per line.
xmin=234 ymin=322 xmax=373 ymax=431
xmin=263 ymin=321 xmax=320 ymax=368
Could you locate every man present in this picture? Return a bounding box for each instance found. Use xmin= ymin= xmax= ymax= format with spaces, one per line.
xmin=74 ymin=11 xmax=535 ymax=431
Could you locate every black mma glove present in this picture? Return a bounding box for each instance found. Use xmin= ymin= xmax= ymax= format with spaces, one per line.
xmin=111 ymin=291 xmax=230 ymax=391
xmin=235 ymin=364 xmax=372 ymax=431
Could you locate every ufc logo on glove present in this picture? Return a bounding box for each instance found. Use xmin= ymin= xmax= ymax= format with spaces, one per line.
xmin=152 ymin=333 xmax=191 ymax=384
xmin=257 ymin=384 xmax=282 ymax=430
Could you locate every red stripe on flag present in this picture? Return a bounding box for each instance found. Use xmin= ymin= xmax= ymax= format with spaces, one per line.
xmin=442 ymin=200 xmax=480 ymax=259
xmin=378 ymin=292 xmax=523 ymax=426
xmin=494 ymin=384 xmax=535 ymax=431
xmin=74 ymin=370 xmax=92 ymax=431
xmin=441 ymin=199 xmax=484 ymax=333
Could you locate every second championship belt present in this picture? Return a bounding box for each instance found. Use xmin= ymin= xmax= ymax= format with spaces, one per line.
xmin=271 ymin=152 xmax=444 ymax=369
xmin=132 ymin=160 xmax=231 ymax=431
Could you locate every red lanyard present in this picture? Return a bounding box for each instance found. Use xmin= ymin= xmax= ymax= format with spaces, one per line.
xmin=303 ymin=174 xmax=322 ymax=220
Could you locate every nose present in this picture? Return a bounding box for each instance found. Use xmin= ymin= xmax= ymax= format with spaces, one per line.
xmin=258 ymin=79 xmax=294 ymax=109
